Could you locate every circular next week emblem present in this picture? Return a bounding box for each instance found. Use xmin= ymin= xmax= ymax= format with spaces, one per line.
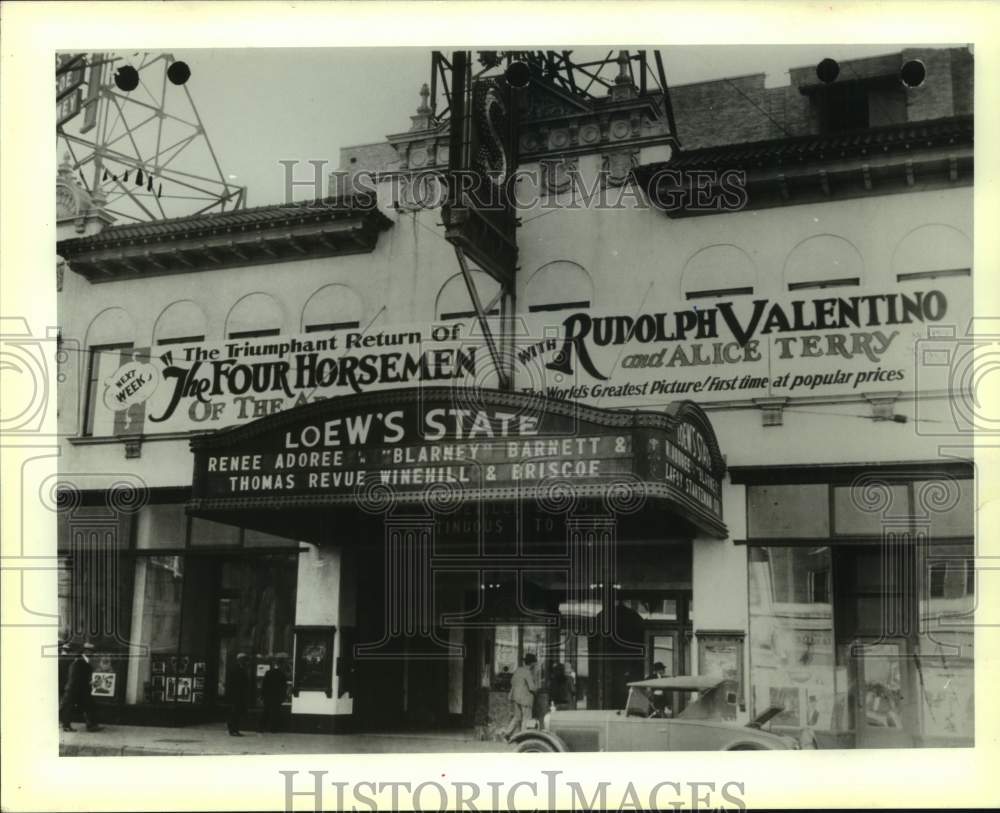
xmin=102 ymin=354 xmax=161 ymax=413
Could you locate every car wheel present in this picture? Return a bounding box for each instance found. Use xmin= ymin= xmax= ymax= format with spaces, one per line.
xmin=515 ymin=738 xmax=557 ymax=753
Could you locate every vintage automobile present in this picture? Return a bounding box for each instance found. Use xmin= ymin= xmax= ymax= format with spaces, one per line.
xmin=510 ymin=675 xmax=811 ymax=752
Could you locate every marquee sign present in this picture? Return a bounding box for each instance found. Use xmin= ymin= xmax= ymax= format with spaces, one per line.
xmin=188 ymin=388 xmax=728 ymax=538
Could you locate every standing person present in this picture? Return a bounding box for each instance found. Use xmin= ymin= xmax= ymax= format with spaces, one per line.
xmin=500 ymin=652 xmax=537 ymax=741
xmin=259 ymin=658 xmax=288 ymax=733
xmin=57 ymin=641 xmax=72 ymax=729
xmin=549 ymin=662 xmax=572 ymax=710
xmin=60 ymin=642 xmax=100 ymax=732
xmin=647 ymin=661 xmax=670 ymax=717
xmin=226 ymin=653 xmax=250 ymax=736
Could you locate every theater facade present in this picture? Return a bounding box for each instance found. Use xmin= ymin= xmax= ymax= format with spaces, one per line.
xmin=55 ymin=47 xmax=975 ymax=748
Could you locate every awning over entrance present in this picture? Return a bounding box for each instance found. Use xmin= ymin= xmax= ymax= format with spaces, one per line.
xmin=187 ymin=387 xmax=728 ymax=539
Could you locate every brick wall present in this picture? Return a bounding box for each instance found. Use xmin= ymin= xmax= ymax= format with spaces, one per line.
xmin=668 ymin=46 xmax=973 ymax=149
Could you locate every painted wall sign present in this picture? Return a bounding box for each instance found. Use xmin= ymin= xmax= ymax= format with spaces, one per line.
xmin=189 ymin=389 xmax=728 ymax=538
xmin=516 ymin=276 xmax=970 ymax=406
xmin=87 ymin=319 xmax=489 ymax=437
xmin=88 ymin=281 xmax=967 ymax=438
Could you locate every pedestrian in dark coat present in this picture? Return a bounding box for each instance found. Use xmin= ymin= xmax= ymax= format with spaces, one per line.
xmin=259 ymin=659 xmax=288 ymax=733
xmin=60 ymin=642 xmax=100 ymax=731
xmin=226 ymin=653 xmax=250 ymax=736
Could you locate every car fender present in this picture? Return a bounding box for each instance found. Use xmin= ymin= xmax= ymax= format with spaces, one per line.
xmin=508 ymin=730 xmax=569 ymax=752
xmin=722 ymin=738 xmax=782 ymax=751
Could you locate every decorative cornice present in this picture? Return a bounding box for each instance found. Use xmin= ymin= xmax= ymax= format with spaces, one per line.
xmin=634 ymin=115 xmax=973 ymax=217
xmin=380 ymin=82 xmax=675 ymax=174
xmin=57 ymin=196 xmax=393 ymax=281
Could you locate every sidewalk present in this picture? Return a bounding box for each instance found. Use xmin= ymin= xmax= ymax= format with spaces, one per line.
xmin=59 ymin=723 xmax=512 ymax=757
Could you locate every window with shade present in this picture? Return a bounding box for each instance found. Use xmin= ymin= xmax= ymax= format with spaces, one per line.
xmin=301 ymin=284 xmax=363 ymax=333
xmin=679 ymin=245 xmax=756 ymax=301
xmin=436 ymin=270 xmax=500 ymax=321
xmin=153 ymin=300 xmax=207 ymax=346
xmin=524 ymin=260 xmax=593 ymax=313
xmin=783 ymin=234 xmax=864 ymax=292
xmin=226 ymin=292 xmax=284 ymax=339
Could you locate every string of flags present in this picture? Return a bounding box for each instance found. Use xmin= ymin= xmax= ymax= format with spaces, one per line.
xmin=102 ymin=166 xmax=163 ymax=197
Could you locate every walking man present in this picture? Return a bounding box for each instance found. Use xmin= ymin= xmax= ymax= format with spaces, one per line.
xmin=500 ymin=652 xmax=537 ymax=741
xmin=226 ymin=652 xmax=250 ymax=736
xmin=60 ymin=642 xmax=101 ymax=732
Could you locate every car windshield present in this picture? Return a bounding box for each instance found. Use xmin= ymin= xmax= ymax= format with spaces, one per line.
xmin=625 ymin=679 xmax=740 ymax=720
xmin=676 ymin=680 xmax=738 ymax=721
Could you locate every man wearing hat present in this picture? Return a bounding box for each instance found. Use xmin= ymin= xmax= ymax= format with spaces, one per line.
xmin=646 ymin=661 xmax=671 ymax=717
xmin=226 ymin=653 xmax=250 ymax=736
xmin=259 ymin=655 xmax=289 ymax=733
xmin=500 ymin=652 xmax=538 ymax=741
xmin=60 ymin=642 xmax=101 ymax=732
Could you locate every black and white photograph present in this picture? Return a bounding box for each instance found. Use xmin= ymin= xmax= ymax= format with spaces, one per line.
xmin=1 ymin=2 xmax=998 ymax=812
xmin=49 ymin=35 xmax=979 ymax=751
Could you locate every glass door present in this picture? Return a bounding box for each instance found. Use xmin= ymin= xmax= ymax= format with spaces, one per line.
xmin=853 ymin=640 xmax=917 ymax=748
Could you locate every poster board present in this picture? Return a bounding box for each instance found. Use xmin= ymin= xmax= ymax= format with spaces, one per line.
xmin=697 ymin=631 xmax=745 ymax=709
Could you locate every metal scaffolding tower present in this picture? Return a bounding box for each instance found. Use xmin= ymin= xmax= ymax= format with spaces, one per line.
xmin=57 ymin=52 xmax=246 ymax=223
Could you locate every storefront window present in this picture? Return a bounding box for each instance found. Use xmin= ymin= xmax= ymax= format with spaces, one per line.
xmin=918 ymin=542 xmax=974 ymax=743
xmin=747 ymin=484 xmax=830 ymax=537
xmin=492 ymin=625 xmax=519 ymax=690
xmin=748 ymin=546 xmax=843 ymax=735
xmin=832 ymin=484 xmax=908 ymax=535
xmin=915 ymin=479 xmax=975 ymax=537
xmin=244 ymin=528 xmax=301 ymax=548
xmin=127 ymin=556 xmax=183 ymax=704
xmin=215 ymin=556 xmax=297 ymax=705
xmin=190 ymin=516 xmax=241 ymax=547
xmin=135 ymin=504 xmax=187 ymax=549
xmin=649 ymin=634 xmax=675 ymax=676
xmin=623 ymin=597 xmax=678 ymax=620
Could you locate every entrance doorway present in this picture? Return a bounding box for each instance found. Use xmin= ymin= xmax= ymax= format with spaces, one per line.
xmin=835 ymin=545 xmax=919 ymax=748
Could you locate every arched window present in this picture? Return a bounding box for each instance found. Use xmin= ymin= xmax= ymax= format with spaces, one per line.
xmin=85 ymin=307 xmax=134 ymax=349
xmin=680 ymin=245 xmax=756 ymax=300
xmin=225 ymin=292 xmax=284 ymax=339
xmin=83 ymin=307 xmax=135 ymax=436
xmin=153 ymin=300 xmax=207 ymax=346
xmin=784 ymin=234 xmax=864 ymax=291
xmin=435 ymin=271 xmax=500 ymax=321
xmin=524 ymin=260 xmax=593 ymax=312
xmin=301 ymin=284 xmax=363 ymax=333
xmin=892 ymin=224 xmax=971 ymax=282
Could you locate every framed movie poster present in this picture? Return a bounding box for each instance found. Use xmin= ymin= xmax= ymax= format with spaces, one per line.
xmin=176 ymin=676 xmax=193 ymax=702
xmin=292 ymin=625 xmax=336 ymax=697
xmin=90 ymin=672 xmax=116 ymax=697
xmin=193 ymin=661 xmax=206 ymax=677
xmin=697 ymin=631 xmax=745 ymax=710
xmin=165 ymin=676 xmax=177 ymax=702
